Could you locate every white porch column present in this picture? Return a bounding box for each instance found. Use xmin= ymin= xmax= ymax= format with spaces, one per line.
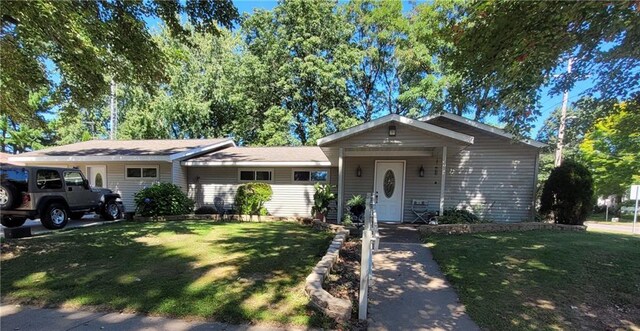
xmin=337 ymin=148 xmax=345 ymax=223
xmin=439 ymin=146 xmax=447 ymax=215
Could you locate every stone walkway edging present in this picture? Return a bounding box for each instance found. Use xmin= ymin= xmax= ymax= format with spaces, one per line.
xmin=304 ymin=228 xmax=352 ymax=322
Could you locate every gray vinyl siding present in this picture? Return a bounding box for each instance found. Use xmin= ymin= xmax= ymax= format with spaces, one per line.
xmin=25 ymin=161 xmax=172 ymax=211
xmin=187 ymin=167 xmax=337 ymax=218
xmin=342 ymin=156 xmax=441 ymax=222
xmin=324 ymin=121 xmax=464 ymax=148
xmin=431 ymin=118 xmax=539 ymax=222
xmin=171 ymin=161 xmax=188 ymax=193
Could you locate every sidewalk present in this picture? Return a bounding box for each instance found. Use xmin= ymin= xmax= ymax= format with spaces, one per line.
xmin=0 ymin=304 xmax=304 ymax=331
xmin=367 ymin=226 xmax=479 ymax=331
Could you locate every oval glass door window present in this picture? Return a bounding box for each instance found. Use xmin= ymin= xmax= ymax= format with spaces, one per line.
xmin=95 ymin=173 xmax=103 ymax=187
xmin=383 ymin=170 xmax=395 ymax=198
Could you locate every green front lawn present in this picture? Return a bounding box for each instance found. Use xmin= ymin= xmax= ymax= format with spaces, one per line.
xmin=425 ymin=231 xmax=640 ymax=330
xmin=1 ymin=221 xmax=333 ymax=326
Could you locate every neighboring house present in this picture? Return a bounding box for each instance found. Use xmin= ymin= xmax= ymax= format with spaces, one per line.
xmin=9 ymin=113 xmax=545 ymax=222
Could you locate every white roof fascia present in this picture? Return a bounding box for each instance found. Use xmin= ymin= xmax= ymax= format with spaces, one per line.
xmin=420 ymin=113 xmax=547 ymax=148
xmin=182 ymin=161 xmax=333 ymax=167
xmin=170 ymin=138 xmax=236 ymax=161
xmin=316 ymin=114 xmax=474 ymax=146
xmin=9 ymin=155 xmax=172 ymax=162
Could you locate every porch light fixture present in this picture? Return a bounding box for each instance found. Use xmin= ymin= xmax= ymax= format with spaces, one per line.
xmin=388 ymin=125 xmax=396 ymax=137
xmin=356 ymin=165 xmax=362 ymax=177
xmin=419 ymin=165 xmax=425 ymax=177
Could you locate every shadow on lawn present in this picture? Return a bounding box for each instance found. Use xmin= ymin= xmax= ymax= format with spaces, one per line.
xmin=425 ymin=230 xmax=640 ymax=331
xmin=0 ymin=221 xmax=332 ymax=327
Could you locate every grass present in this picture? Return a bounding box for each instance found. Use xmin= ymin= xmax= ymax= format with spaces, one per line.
xmin=1 ymin=221 xmax=334 ymax=326
xmin=587 ymin=212 xmax=635 ymax=223
xmin=424 ymin=231 xmax=640 ymax=330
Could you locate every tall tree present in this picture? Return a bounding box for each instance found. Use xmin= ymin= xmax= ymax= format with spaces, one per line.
xmin=409 ymin=0 xmax=640 ymax=133
xmin=344 ymin=0 xmax=422 ymax=120
xmin=0 ymin=0 xmax=239 ymax=124
xmin=117 ymin=27 xmax=243 ymax=140
xmin=579 ymin=100 xmax=640 ymax=197
xmin=240 ymin=0 xmax=360 ymax=145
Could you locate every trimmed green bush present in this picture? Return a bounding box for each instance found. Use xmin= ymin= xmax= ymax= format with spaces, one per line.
xmin=539 ymin=160 xmax=594 ymax=225
xmin=235 ymin=182 xmax=273 ymax=216
xmin=134 ymin=183 xmax=195 ymax=217
xmin=438 ymin=208 xmax=484 ymax=224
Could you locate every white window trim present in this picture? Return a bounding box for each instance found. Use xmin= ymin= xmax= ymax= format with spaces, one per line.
xmin=125 ymin=165 xmax=160 ymax=180
xmin=291 ymin=168 xmax=330 ymax=183
xmin=238 ymin=168 xmax=274 ymax=182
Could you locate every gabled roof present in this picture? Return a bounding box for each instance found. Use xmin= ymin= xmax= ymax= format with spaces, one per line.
xmin=10 ymin=138 xmax=235 ymax=162
xmin=316 ymin=114 xmax=475 ymax=146
xmin=183 ymin=146 xmax=331 ymax=166
xmin=421 ymin=113 xmax=547 ymax=148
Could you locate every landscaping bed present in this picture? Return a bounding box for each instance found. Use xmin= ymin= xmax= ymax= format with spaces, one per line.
xmin=424 ymin=230 xmax=640 ymax=330
xmin=324 ymin=239 xmax=366 ymax=330
xmin=1 ymin=221 xmax=334 ymax=327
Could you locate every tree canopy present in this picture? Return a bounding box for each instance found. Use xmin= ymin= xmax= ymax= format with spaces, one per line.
xmin=579 ymin=101 xmax=640 ymax=197
xmin=1 ymin=0 xmax=639 ymax=157
xmin=0 ymin=0 xmax=239 ymax=124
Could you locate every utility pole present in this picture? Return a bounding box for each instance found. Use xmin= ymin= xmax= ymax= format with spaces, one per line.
xmin=554 ymin=58 xmax=573 ymax=167
xmin=109 ymin=79 xmax=117 ymax=140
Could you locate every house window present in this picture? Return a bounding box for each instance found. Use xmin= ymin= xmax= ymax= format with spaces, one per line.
xmin=293 ymin=170 xmax=329 ymax=182
xmin=125 ymin=166 xmax=159 ymax=179
xmin=239 ymin=169 xmax=273 ymax=182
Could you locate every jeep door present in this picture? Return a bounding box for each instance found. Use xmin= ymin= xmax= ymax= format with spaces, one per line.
xmin=63 ymin=171 xmax=96 ymax=210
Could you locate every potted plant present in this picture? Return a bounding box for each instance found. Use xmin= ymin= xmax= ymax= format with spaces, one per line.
xmin=311 ymin=183 xmax=336 ymax=222
xmin=347 ymin=194 xmax=366 ymax=221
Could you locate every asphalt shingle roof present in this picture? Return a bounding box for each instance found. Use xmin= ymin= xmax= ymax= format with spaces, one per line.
xmin=16 ymin=139 xmax=229 ymax=157
xmin=188 ymin=146 xmax=329 ymax=163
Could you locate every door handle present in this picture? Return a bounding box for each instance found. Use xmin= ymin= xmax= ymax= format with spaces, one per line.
xmin=68 ymin=187 xmax=73 ymax=191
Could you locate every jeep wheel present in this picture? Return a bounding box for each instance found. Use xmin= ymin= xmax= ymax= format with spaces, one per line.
xmin=41 ymin=203 xmax=69 ymax=230
xmin=1 ymin=216 xmax=26 ymax=228
xmin=0 ymin=182 xmax=18 ymax=210
xmin=102 ymin=200 xmax=122 ymax=220
xmin=70 ymin=212 xmax=85 ymax=220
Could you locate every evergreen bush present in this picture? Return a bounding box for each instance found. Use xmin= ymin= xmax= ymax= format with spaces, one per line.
xmin=539 ymin=160 xmax=594 ymax=225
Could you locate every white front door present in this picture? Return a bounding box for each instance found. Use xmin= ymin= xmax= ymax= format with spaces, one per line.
xmin=374 ymin=161 xmax=405 ymax=222
xmin=86 ymin=165 xmax=107 ymax=188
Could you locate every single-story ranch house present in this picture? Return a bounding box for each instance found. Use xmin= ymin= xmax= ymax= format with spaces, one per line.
xmin=9 ymin=113 xmax=545 ymax=223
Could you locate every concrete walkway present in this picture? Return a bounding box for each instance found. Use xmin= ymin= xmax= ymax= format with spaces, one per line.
xmin=0 ymin=304 xmax=304 ymax=331
xmin=0 ymin=215 xmax=121 ymax=238
xmin=367 ymin=225 xmax=479 ymax=331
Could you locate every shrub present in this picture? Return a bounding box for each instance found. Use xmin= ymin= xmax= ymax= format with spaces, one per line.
xmin=194 ymin=206 xmax=217 ymax=215
xmin=311 ymin=183 xmax=336 ymax=222
xmin=438 ymin=208 xmax=483 ymax=224
xmin=235 ymin=182 xmax=273 ymax=216
xmin=539 ymin=160 xmax=594 ymax=225
xmin=347 ymin=194 xmax=366 ymax=218
xmin=134 ymin=183 xmax=195 ymax=217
